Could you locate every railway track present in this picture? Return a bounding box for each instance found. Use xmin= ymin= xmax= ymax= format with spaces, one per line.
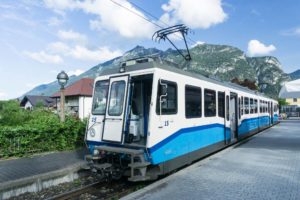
xmin=45 ymin=178 xmax=149 ymax=200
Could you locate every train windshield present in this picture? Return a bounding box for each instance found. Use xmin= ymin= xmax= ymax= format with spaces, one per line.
xmin=108 ymin=81 xmax=126 ymax=116
xmin=92 ymin=80 xmax=109 ymax=115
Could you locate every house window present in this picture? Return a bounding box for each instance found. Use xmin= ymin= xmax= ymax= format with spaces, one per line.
xmin=185 ymin=85 xmax=202 ymax=118
xmin=293 ymin=98 xmax=297 ymax=102
xmin=218 ymin=92 xmax=225 ymax=118
xmin=156 ymin=80 xmax=177 ymax=115
xmin=204 ymin=89 xmax=216 ymax=117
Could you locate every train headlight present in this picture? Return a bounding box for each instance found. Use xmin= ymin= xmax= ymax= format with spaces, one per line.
xmin=89 ymin=128 xmax=96 ymax=137
xmin=93 ymin=149 xmax=99 ymax=155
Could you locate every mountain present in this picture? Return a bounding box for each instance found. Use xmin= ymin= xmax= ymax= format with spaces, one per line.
xmin=24 ymin=44 xmax=291 ymax=99
xmin=289 ymin=69 xmax=300 ymax=80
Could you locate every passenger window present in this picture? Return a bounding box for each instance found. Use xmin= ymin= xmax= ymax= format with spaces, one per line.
xmin=238 ymin=97 xmax=241 ymax=119
xmin=156 ymin=80 xmax=177 ymax=115
xmin=204 ymin=89 xmax=216 ymax=117
xmin=244 ymin=97 xmax=249 ymax=114
xmin=250 ymin=98 xmax=254 ymax=114
xmin=260 ymin=100 xmax=263 ymax=113
xmin=218 ymin=92 xmax=225 ymax=118
xmin=254 ymin=99 xmax=258 ymax=113
xmin=226 ymin=95 xmax=229 ymax=121
xmin=185 ymin=86 xmax=202 ymax=118
xmin=241 ymin=96 xmax=244 ymax=115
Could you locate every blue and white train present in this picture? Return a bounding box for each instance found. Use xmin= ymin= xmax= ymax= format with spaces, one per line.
xmin=85 ymin=57 xmax=279 ymax=181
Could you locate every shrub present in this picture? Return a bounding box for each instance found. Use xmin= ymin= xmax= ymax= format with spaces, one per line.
xmin=0 ymin=101 xmax=86 ymax=158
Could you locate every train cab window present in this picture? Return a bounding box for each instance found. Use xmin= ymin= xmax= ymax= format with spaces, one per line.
xmin=92 ymin=80 xmax=109 ymax=115
xmin=204 ymin=89 xmax=216 ymax=117
xmin=218 ymin=92 xmax=225 ymax=118
xmin=185 ymin=86 xmax=202 ymax=118
xmin=254 ymin=99 xmax=258 ymax=113
xmin=156 ymin=80 xmax=177 ymax=115
xmin=250 ymin=98 xmax=254 ymax=114
xmin=244 ymin=97 xmax=249 ymax=114
xmin=108 ymin=81 xmax=126 ymax=116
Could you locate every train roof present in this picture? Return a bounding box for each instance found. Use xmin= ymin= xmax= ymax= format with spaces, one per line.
xmin=99 ymin=56 xmax=275 ymax=101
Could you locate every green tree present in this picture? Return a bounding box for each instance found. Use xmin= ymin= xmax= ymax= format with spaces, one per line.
xmin=278 ymin=98 xmax=289 ymax=106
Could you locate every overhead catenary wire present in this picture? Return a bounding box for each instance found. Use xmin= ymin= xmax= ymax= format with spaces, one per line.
xmin=127 ymin=0 xmax=197 ymax=45
xmin=108 ymin=0 xmax=197 ymax=45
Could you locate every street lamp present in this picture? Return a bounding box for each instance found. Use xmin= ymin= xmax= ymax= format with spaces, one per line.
xmin=57 ymin=71 xmax=69 ymax=122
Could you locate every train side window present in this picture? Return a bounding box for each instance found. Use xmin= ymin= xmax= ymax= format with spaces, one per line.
xmin=241 ymin=96 xmax=244 ymax=115
xmin=254 ymin=99 xmax=258 ymax=113
xmin=156 ymin=80 xmax=177 ymax=115
xmin=260 ymin=100 xmax=262 ymax=113
xmin=250 ymin=98 xmax=254 ymax=114
xmin=204 ymin=89 xmax=216 ymax=117
xmin=244 ymin=97 xmax=249 ymax=114
xmin=185 ymin=85 xmax=202 ymax=118
xmin=264 ymin=101 xmax=266 ymax=113
xmin=238 ymin=97 xmax=241 ymax=119
xmin=218 ymin=92 xmax=225 ymax=118
xmin=226 ymin=95 xmax=229 ymax=121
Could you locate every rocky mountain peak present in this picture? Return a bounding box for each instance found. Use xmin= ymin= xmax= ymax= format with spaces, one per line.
xmin=24 ymin=44 xmax=293 ymax=99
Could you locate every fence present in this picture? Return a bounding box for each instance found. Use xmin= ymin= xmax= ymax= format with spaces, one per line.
xmin=281 ymin=105 xmax=300 ymax=118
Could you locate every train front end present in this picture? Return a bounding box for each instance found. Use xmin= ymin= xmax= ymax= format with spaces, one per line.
xmin=84 ymin=58 xmax=159 ymax=181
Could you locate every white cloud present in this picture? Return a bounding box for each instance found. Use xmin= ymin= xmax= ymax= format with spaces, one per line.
xmin=24 ymin=51 xmax=63 ymax=64
xmin=48 ymin=16 xmax=64 ymax=26
xmin=281 ymin=27 xmax=300 ymax=37
xmin=68 ymin=69 xmax=84 ymax=76
xmin=247 ymin=40 xmax=276 ymax=56
xmin=57 ymin=30 xmax=87 ymax=43
xmin=161 ymin=0 xmax=227 ymax=29
xmin=191 ymin=41 xmax=205 ymax=48
xmin=48 ymin=42 xmax=70 ymax=53
xmin=47 ymin=41 xmax=122 ymax=62
xmin=44 ymin=0 xmax=156 ymax=39
xmin=0 ymin=92 xmax=8 ymax=99
xmin=69 ymin=46 xmax=122 ymax=62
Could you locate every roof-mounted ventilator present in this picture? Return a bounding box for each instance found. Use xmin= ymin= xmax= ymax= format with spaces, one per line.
xmin=152 ymin=24 xmax=192 ymax=61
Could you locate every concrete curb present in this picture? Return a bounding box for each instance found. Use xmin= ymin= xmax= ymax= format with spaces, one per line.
xmin=121 ymin=126 xmax=274 ymax=200
xmin=0 ymin=161 xmax=86 ymax=200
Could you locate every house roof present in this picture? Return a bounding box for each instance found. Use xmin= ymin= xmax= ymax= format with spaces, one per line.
xmin=279 ymin=79 xmax=300 ymax=98
xmin=52 ymin=78 xmax=94 ymax=98
xmin=20 ymin=95 xmax=55 ymax=107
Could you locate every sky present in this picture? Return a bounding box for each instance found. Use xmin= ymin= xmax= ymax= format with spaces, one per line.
xmin=0 ymin=0 xmax=300 ymax=100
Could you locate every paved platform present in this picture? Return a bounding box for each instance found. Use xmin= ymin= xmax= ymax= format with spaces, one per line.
xmin=0 ymin=149 xmax=87 ymax=199
xmin=123 ymin=120 xmax=300 ymax=200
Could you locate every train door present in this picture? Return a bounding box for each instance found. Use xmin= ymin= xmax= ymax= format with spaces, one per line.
xmin=229 ymin=93 xmax=238 ymax=142
xmin=126 ymin=74 xmax=153 ymax=146
xmin=102 ymin=75 xmax=129 ymax=143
